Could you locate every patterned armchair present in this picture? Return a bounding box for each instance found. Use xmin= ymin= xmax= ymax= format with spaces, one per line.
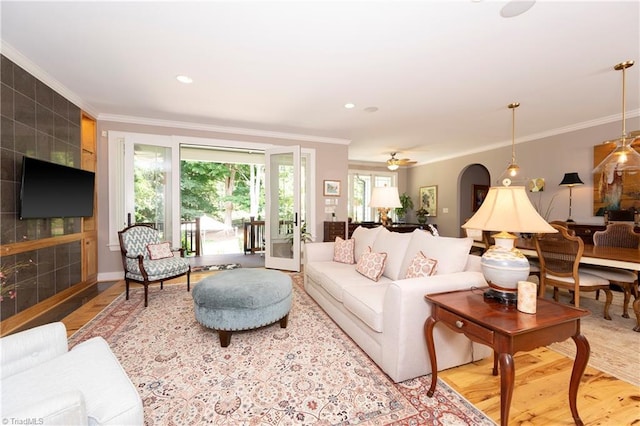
xmin=118 ymin=224 xmax=190 ymax=307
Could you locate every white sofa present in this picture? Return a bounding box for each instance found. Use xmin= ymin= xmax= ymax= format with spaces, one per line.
xmin=304 ymin=226 xmax=492 ymax=383
xmin=1 ymin=322 xmax=143 ymax=425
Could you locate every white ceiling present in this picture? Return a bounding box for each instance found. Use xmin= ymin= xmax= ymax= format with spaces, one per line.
xmin=1 ymin=1 xmax=639 ymax=166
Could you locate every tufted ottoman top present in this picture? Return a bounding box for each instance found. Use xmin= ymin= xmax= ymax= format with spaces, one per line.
xmin=192 ymin=268 xmax=292 ymax=309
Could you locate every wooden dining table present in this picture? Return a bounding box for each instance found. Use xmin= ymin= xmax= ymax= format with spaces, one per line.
xmin=515 ymin=237 xmax=640 ymax=272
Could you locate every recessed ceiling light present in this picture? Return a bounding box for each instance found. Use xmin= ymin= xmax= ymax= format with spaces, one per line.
xmin=500 ymin=0 xmax=536 ymax=18
xmin=364 ymin=106 xmax=379 ymax=113
xmin=344 ymin=103 xmax=356 ymax=109
xmin=176 ymin=75 xmax=193 ymax=84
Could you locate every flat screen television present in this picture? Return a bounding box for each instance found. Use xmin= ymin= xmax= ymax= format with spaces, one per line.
xmin=20 ymin=157 xmax=95 ymax=219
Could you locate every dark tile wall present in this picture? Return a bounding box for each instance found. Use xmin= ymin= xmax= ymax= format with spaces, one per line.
xmin=0 ymin=55 xmax=83 ymax=320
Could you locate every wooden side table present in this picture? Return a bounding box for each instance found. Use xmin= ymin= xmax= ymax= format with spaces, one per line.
xmin=424 ymin=289 xmax=590 ymax=426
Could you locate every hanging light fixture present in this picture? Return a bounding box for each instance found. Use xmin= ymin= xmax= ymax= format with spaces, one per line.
xmin=506 ymin=102 xmax=520 ymax=177
xmin=593 ymin=60 xmax=640 ymax=174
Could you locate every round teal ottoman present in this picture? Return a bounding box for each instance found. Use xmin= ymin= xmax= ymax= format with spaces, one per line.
xmin=192 ymin=269 xmax=292 ymax=347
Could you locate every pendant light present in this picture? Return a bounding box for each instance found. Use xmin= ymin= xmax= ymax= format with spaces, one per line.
xmin=593 ymin=60 xmax=640 ymax=174
xmin=498 ymin=102 xmax=523 ymax=186
xmin=506 ymin=102 xmax=520 ymax=177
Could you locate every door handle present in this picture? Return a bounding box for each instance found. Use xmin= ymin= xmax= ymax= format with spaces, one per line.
xmin=294 ymin=213 xmax=298 ymax=227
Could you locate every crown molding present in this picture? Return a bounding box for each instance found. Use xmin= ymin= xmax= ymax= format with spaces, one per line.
xmin=98 ymin=114 xmax=351 ymax=145
xmin=1 ymin=41 xmax=100 ymax=117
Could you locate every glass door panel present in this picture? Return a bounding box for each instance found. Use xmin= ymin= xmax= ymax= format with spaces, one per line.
xmin=265 ymin=146 xmax=300 ymax=271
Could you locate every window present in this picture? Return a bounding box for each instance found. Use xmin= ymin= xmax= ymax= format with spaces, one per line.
xmin=348 ymin=170 xmax=397 ymax=223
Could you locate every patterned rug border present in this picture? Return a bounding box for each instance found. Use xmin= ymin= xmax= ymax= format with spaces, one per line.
xmin=70 ymin=274 xmax=495 ymax=425
xmin=191 ymin=263 xmax=242 ymax=272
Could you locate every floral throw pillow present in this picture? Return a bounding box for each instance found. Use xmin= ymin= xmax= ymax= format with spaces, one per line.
xmin=405 ymin=251 xmax=438 ymax=278
xmin=356 ymin=247 xmax=387 ymax=282
xmin=333 ymin=237 xmax=355 ymax=264
xmin=146 ymin=242 xmax=174 ymax=260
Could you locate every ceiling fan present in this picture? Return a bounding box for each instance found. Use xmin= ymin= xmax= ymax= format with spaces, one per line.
xmin=386 ymin=153 xmax=417 ymax=170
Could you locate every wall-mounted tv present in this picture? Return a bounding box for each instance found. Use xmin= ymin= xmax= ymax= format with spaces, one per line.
xmin=20 ymin=157 xmax=95 ymax=219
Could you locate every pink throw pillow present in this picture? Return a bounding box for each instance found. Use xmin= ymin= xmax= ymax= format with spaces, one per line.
xmin=333 ymin=237 xmax=355 ymax=264
xmin=147 ymin=242 xmax=174 ymax=260
xmin=405 ymin=251 xmax=438 ymax=278
xmin=356 ymin=247 xmax=387 ymax=282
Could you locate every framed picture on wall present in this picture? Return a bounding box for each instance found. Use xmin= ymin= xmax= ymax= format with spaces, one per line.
xmin=419 ymin=185 xmax=437 ymax=217
xmin=472 ymin=184 xmax=489 ymax=212
xmin=323 ymin=180 xmax=341 ymax=196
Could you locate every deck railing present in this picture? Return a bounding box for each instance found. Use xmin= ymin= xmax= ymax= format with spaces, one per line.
xmin=243 ymin=217 xmax=265 ymax=254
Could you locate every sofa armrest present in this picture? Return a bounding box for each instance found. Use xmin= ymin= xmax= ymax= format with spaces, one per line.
xmin=4 ymin=391 xmax=88 ymax=426
xmin=381 ymin=271 xmax=488 ymax=381
xmin=303 ymin=242 xmax=335 ymax=264
xmin=0 ymin=322 xmax=68 ymax=379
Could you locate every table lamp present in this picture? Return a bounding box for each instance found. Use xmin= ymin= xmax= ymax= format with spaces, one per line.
xmin=369 ymin=186 xmax=402 ymax=227
xmin=462 ymin=185 xmax=556 ymax=304
xmin=559 ymin=172 xmax=584 ymax=223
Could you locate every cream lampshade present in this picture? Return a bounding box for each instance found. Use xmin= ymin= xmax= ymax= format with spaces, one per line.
xmin=369 ymin=186 xmax=402 ymax=227
xmin=462 ymin=185 xmax=556 ymax=304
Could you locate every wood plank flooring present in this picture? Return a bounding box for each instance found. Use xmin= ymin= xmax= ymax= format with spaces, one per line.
xmin=55 ymin=273 xmax=640 ymax=425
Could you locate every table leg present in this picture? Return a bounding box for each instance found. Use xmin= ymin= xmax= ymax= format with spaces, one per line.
xmin=569 ymin=333 xmax=590 ymax=426
xmin=498 ymin=352 xmax=514 ymax=426
xmin=424 ymin=316 xmax=438 ymax=397
xmin=493 ymin=351 xmax=498 ymax=376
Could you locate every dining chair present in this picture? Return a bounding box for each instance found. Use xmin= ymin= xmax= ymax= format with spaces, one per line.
xmin=534 ymin=224 xmax=612 ymax=319
xmin=582 ymin=223 xmax=639 ymax=318
xmin=118 ymin=224 xmax=191 ymax=307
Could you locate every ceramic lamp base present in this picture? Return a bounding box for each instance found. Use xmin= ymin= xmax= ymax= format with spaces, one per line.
xmin=480 ymin=231 xmax=531 ymax=305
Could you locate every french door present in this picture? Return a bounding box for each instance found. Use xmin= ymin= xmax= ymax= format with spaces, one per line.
xmin=123 ymin=136 xmax=180 ymax=244
xmin=264 ymin=146 xmax=301 ymax=271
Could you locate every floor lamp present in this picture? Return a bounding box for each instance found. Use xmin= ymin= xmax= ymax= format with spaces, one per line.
xmin=559 ymin=172 xmax=584 ymax=223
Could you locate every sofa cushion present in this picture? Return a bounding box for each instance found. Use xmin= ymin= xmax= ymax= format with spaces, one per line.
xmin=333 ymin=237 xmax=355 ymax=264
xmin=400 ymin=230 xmax=473 ymax=277
xmin=351 ymin=226 xmax=383 ymax=261
xmin=305 ymin=261 xmax=390 ymax=302
xmin=342 ymin=284 xmax=387 ymax=333
xmin=372 ymin=228 xmax=412 ymax=280
xmin=356 ymin=247 xmax=387 ymax=282
xmin=405 ymin=251 xmax=438 ymax=278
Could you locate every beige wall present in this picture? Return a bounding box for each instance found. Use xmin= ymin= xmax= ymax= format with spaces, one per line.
xmin=406 ymin=118 xmax=640 ymax=237
xmin=95 ymin=117 xmax=639 ymax=277
xmin=95 ymin=120 xmax=348 ymax=277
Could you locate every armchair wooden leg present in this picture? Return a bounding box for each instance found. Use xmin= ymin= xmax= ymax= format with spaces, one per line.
xmin=160 ymin=281 xmax=164 ymax=290
xmin=126 ymin=279 xmax=130 ymax=300
xmin=187 ymin=271 xmax=191 ymax=292
xmin=144 ymin=285 xmax=149 ymax=308
xmin=633 ymin=296 xmax=640 ymax=332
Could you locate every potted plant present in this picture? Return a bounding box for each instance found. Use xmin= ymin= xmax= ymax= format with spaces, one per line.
xmin=286 ymin=222 xmax=313 ymax=247
xmin=416 ymin=207 xmax=429 ymax=224
xmin=395 ymin=193 xmax=414 ymax=223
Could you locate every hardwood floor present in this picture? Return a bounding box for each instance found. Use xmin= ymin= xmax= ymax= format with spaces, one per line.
xmin=46 ymin=273 xmax=640 ymax=425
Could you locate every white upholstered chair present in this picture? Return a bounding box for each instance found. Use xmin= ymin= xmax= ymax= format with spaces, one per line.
xmin=0 ymin=322 xmax=143 ymax=425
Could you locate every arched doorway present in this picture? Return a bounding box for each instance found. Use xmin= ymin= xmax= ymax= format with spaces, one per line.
xmin=458 ymin=164 xmax=490 ymax=236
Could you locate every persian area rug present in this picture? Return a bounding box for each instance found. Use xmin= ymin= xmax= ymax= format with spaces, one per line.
xmin=191 ymin=263 xmax=242 ymax=272
xmin=546 ymin=290 xmax=640 ymax=387
xmin=69 ymin=273 xmax=494 ymax=425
